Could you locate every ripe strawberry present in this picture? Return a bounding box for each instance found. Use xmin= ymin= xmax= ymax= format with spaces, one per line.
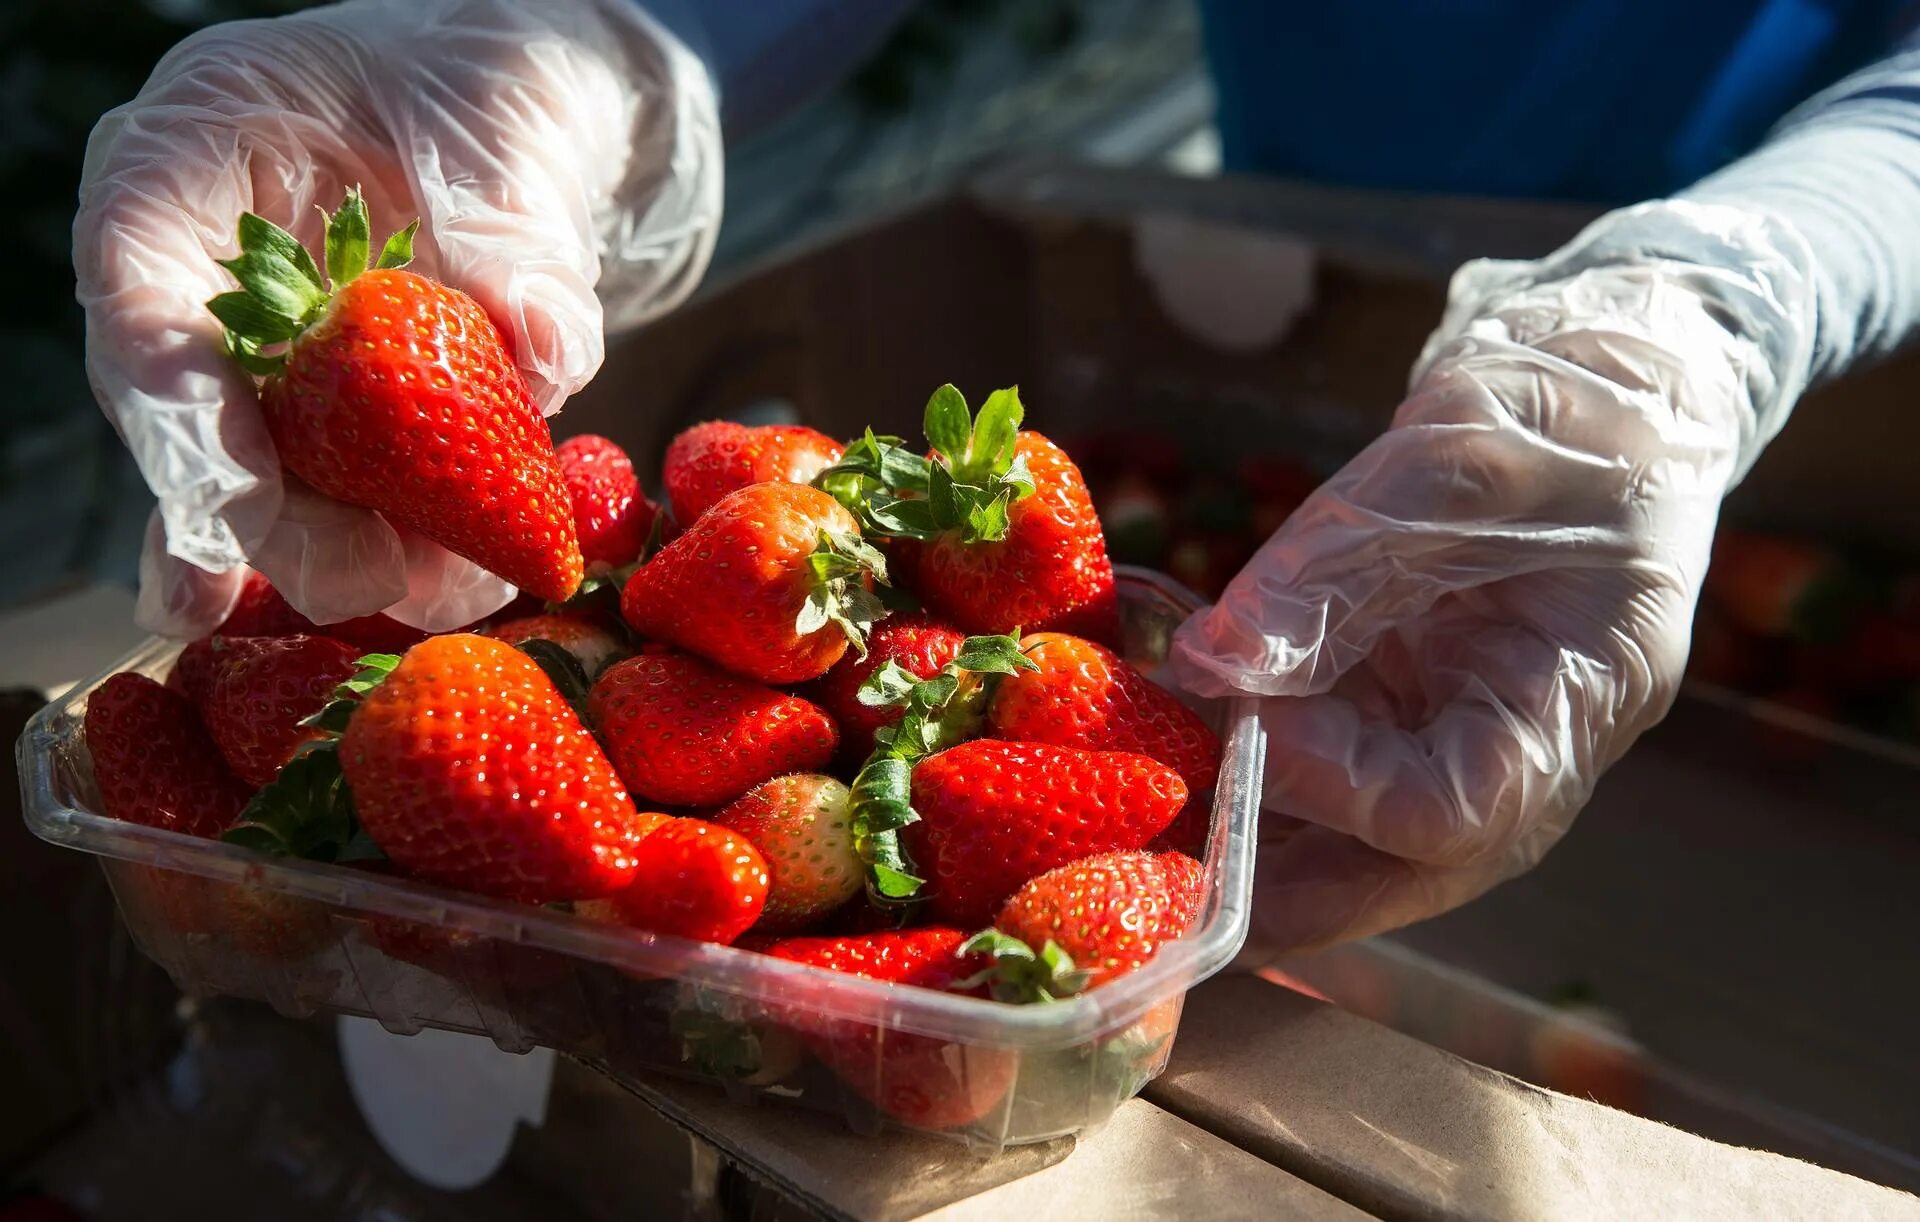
xmin=621 ymin=482 xmax=887 ymax=684
xmin=990 ymin=632 xmax=1219 ymax=794
xmin=486 ymin=613 xmax=630 ymax=680
xmin=803 ymin=614 xmax=967 ymax=762
xmin=166 ymin=636 xmax=227 ymax=708
xmin=202 ymin=634 xmax=363 ymax=786
xmin=85 ymin=672 xmax=246 ymax=837
xmin=712 ymin=774 xmax=861 ymax=931
xmin=664 ymin=421 xmax=845 ymax=527
xmin=589 ymin=653 xmax=839 ymax=807
xmin=758 ymin=927 xmax=1013 ymax=1130
xmin=339 ymin=634 xmax=649 ymax=901
xmin=1706 ymin=530 xmax=1863 ymax=642
xmin=558 ymin=434 xmax=657 ymax=568
xmin=579 ymin=818 xmax=769 ymax=945
xmin=824 ymin=386 xmax=1116 ymax=640
xmin=907 ymin=741 xmax=1187 ymax=927
xmin=978 ymin=851 xmax=1205 ymax=997
xmin=210 ymin=189 xmax=582 ymax=601
xmin=218 ymin=569 xmax=429 ymax=654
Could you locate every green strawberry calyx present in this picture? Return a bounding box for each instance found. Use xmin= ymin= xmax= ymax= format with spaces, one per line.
xmin=845 ymin=633 xmax=1037 ymax=903
xmin=208 ymin=187 xmax=421 ymax=378
xmin=958 ymin=929 xmax=1093 ymax=1003
xmin=814 ymin=384 xmax=1035 ymax=544
xmin=799 ymin=528 xmax=891 ymax=654
xmin=220 ymin=651 xmax=400 ymax=863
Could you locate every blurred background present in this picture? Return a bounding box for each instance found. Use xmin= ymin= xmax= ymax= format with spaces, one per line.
xmin=3 ymin=0 xmax=1919 ymax=1218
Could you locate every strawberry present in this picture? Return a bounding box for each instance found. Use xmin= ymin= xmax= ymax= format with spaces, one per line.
xmin=664 ymin=421 xmax=845 ymax=527
xmin=589 ymin=652 xmax=839 ymax=807
xmin=802 ymin=613 xmax=966 ymax=762
xmin=558 ymin=434 xmax=657 ymax=569
xmin=970 ymin=851 xmax=1205 ymax=999
xmin=210 ymin=189 xmax=582 ymax=601
xmin=906 ymin=741 xmax=1187 ymax=927
xmin=621 ymin=482 xmax=888 ymax=684
xmin=1705 ymin=530 xmax=1864 ymax=642
xmin=758 ymin=927 xmax=1013 ymax=1130
xmin=711 ymin=774 xmax=861 ymax=931
xmin=486 ymin=613 xmax=630 ymax=680
xmin=823 ymin=386 xmax=1116 ymax=640
xmin=166 ymin=636 xmax=226 ymax=708
xmin=339 ymin=634 xmax=648 ymax=901
xmin=579 ymin=818 xmax=769 ymax=944
xmin=218 ymin=569 xmax=430 ymax=654
xmin=201 ymin=634 xmax=363 ymax=786
xmin=84 ymin=672 xmax=246 ymax=837
xmin=988 ymin=632 xmax=1220 ymax=800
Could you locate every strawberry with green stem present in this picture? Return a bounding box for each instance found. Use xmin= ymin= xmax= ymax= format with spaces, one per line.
xmin=817 ymin=384 xmax=1117 ymax=639
xmin=621 ymin=482 xmax=890 ymax=684
xmin=209 ymin=188 xmax=583 ymax=602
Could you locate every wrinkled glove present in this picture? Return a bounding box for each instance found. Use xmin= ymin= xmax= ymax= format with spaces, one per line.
xmin=1172 ymin=201 xmax=1816 ymax=959
xmin=76 ymin=0 xmax=722 ymax=636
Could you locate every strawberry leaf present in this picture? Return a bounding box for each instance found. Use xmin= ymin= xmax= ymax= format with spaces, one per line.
xmin=923 ymin=384 xmax=972 ymax=461
xmin=236 ymin=212 xmax=324 ymax=291
xmin=799 ymin=529 xmax=891 ymax=653
xmin=375 ymin=219 xmax=419 ymax=271
xmin=324 ymin=187 xmax=372 ymax=289
xmin=965 ymin=387 xmax=1024 ymax=482
xmin=208 ymin=293 xmax=301 ymax=345
xmin=518 ymin=639 xmax=592 ymax=710
xmin=221 ymin=744 xmax=378 ymax=864
xmin=958 ymin=929 xmax=1092 ymax=1003
xmin=857 ymin=661 xmax=921 ymax=708
xmin=215 ymin=250 xmax=327 ymax=331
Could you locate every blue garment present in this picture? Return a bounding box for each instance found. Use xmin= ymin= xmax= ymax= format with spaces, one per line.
xmin=1196 ymin=0 xmax=1906 ymax=203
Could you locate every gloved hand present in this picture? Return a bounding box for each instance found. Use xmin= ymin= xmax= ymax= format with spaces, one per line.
xmin=76 ymin=0 xmax=721 ymax=636
xmin=1173 ymin=201 xmax=1816 ymax=959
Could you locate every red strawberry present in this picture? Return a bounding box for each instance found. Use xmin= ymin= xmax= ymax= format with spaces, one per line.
xmin=339 ymin=634 xmax=649 ymax=901
xmin=664 ymin=421 xmax=845 ymax=527
xmin=84 ymin=672 xmax=246 ymax=837
xmin=621 ymin=482 xmax=887 ymax=684
xmin=983 ymin=851 xmax=1205 ymax=994
xmin=201 ymin=634 xmax=362 ymax=786
xmin=218 ymin=570 xmax=430 ymax=654
xmin=486 ymin=612 xmax=630 ymax=679
xmin=829 ymin=386 xmax=1116 ymax=640
xmin=579 ymin=817 xmax=769 ymax=944
xmin=803 ymin=613 xmax=966 ymax=762
xmin=589 ymin=653 xmax=839 ymax=807
xmin=907 ymin=741 xmax=1187 ymax=927
xmin=712 ymin=774 xmax=861 ymax=931
xmin=558 ymin=434 xmax=657 ymax=568
xmin=210 ymin=189 xmax=582 ymax=601
xmin=1705 ymin=530 xmax=1863 ymax=642
xmin=166 ymin=636 xmax=226 ymax=708
xmin=758 ymin=927 xmax=1013 ymax=1130
xmin=989 ymin=633 xmax=1219 ymax=798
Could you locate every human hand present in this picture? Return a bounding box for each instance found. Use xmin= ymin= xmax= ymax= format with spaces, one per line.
xmin=76 ymin=0 xmax=721 ymax=635
xmin=1172 ymin=202 xmax=1816 ymax=959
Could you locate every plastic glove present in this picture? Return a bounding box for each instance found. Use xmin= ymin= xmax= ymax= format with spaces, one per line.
xmin=76 ymin=0 xmax=722 ymax=637
xmin=1172 ymin=201 xmax=1816 ymax=959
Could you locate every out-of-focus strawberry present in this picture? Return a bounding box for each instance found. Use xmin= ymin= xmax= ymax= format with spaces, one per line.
xmin=165 ymin=637 xmax=227 ymax=709
xmin=907 ymin=741 xmax=1187 ymax=927
xmin=623 ymin=482 xmax=888 ymax=684
xmin=802 ymin=613 xmax=966 ymax=763
xmin=663 ymin=421 xmax=845 ymax=527
xmin=201 ymin=635 xmax=362 ymax=787
xmin=589 ymin=652 xmax=839 ymax=807
xmin=340 ymin=635 xmax=650 ymax=901
xmin=557 ymin=434 xmax=658 ymax=569
xmin=210 ymin=189 xmax=582 ymax=600
xmin=579 ymin=818 xmax=769 ymax=945
xmin=486 ymin=612 xmax=630 ymax=680
xmin=1685 ymin=603 xmax=1765 ymax=689
xmin=1705 ymin=530 xmax=1864 ymax=642
xmin=217 ymin=570 xmax=430 ymax=655
xmin=84 ymin=673 xmax=246 ymax=837
xmin=712 ymin=774 xmax=861 ymax=932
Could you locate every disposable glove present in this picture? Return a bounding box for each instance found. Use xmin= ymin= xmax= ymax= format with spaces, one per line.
xmin=76 ymin=0 xmax=721 ymax=636
xmin=1172 ymin=201 xmax=1816 ymax=959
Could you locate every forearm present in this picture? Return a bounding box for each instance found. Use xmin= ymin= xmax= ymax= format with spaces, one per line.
xmin=1683 ymin=43 xmax=1920 ymax=385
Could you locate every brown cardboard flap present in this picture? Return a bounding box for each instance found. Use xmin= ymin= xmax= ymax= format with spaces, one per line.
xmin=1148 ymin=975 xmax=1920 ymax=1221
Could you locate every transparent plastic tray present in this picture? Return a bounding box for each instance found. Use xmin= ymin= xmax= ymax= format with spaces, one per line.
xmin=17 ymin=568 xmax=1262 ymax=1151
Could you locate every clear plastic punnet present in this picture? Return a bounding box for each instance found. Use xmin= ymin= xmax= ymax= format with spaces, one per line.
xmin=18 ymin=568 xmax=1263 ymax=1151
